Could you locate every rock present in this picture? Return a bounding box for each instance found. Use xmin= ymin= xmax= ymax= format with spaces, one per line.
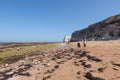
xmin=0 ymin=75 xmax=5 ymax=80
xmin=37 ymin=72 xmax=41 ymax=74
xmin=33 ymin=59 xmax=41 ymax=65
xmin=19 ymin=60 xmax=25 ymax=63
xmin=87 ymin=55 xmax=102 ymax=62
xmin=98 ymin=68 xmax=104 ymax=72
xmin=84 ymin=72 xmax=104 ymax=80
xmin=51 ymin=69 xmax=55 ymax=72
xmin=18 ymin=72 xmax=31 ymax=76
xmin=34 ymin=62 xmax=38 ymax=65
xmin=37 ymin=61 xmax=41 ymax=64
xmin=77 ymin=71 xmax=81 ymax=75
xmin=18 ymin=66 xmax=27 ymax=71
xmin=51 ymin=58 xmax=56 ymax=60
xmin=79 ymin=60 xmax=86 ymax=62
xmin=67 ymin=57 xmax=72 ymax=60
xmin=113 ymin=67 xmax=118 ymax=71
xmin=43 ymin=63 xmax=50 ymax=67
xmin=13 ymin=70 xmax=18 ymax=74
xmin=47 ymin=63 xmax=50 ymax=66
xmin=98 ymin=67 xmax=107 ymax=72
xmin=24 ymin=63 xmax=32 ymax=68
xmin=80 ymin=51 xmax=87 ymax=57
xmin=43 ymin=75 xmax=51 ymax=80
xmin=37 ymin=68 xmax=40 ymax=71
xmin=5 ymin=64 xmax=9 ymax=67
xmin=74 ymin=51 xmax=88 ymax=59
xmin=44 ymin=69 xmax=55 ymax=74
xmin=0 ymin=67 xmax=12 ymax=74
xmin=5 ymin=71 xmax=14 ymax=77
xmin=74 ymin=51 xmax=81 ymax=55
xmin=74 ymin=61 xmax=80 ymax=66
xmin=84 ymin=64 xmax=91 ymax=68
xmin=81 ymin=61 xmax=91 ymax=68
xmin=54 ymin=65 xmax=59 ymax=69
xmin=57 ymin=60 xmax=65 ymax=64
xmin=18 ymin=63 xmax=32 ymax=71
xmin=111 ymin=61 xmax=120 ymax=67
xmin=76 ymin=75 xmax=81 ymax=79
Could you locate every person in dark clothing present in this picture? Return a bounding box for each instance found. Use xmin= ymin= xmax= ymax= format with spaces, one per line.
xmin=77 ymin=41 xmax=81 ymax=48
xmin=83 ymin=39 xmax=87 ymax=50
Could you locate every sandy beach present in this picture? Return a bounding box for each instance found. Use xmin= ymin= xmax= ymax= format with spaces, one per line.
xmin=0 ymin=40 xmax=119 ymax=80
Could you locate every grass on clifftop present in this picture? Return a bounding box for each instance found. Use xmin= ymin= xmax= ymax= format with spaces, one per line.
xmin=0 ymin=43 xmax=58 ymax=67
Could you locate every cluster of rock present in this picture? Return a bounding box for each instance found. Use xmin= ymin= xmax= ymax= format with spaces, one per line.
xmin=73 ymin=51 xmax=105 ymax=80
xmin=74 ymin=50 xmax=120 ymax=80
xmin=0 ymin=45 xmax=73 ymax=80
xmin=71 ymin=14 xmax=120 ymax=41
xmin=0 ymin=63 xmax=32 ymax=80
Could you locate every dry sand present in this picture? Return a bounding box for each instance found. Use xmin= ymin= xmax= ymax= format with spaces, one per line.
xmin=5 ymin=40 xmax=120 ymax=80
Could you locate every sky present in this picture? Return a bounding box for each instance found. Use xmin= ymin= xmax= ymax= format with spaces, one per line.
xmin=0 ymin=0 xmax=120 ymax=42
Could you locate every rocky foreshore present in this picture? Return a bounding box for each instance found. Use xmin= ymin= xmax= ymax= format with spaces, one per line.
xmin=0 ymin=43 xmax=120 ymax=80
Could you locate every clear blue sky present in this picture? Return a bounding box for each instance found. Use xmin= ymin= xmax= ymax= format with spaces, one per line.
xmin=0 ymin=0 xmax=120 ymax=42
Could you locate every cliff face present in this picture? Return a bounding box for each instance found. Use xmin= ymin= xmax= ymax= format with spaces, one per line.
xmin=71 ymin=14 xmax=120 ymax=41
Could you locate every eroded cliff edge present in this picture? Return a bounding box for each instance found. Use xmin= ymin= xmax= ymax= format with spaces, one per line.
xmin=71 ymin=14 xmax=120 ymax=41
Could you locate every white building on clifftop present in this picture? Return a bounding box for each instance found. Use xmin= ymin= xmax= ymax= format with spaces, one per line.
xmin=63 ymin=36 xmax=71 ymax=44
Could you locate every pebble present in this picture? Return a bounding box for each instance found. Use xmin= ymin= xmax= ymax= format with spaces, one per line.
xmin=54 ymin=65 xmax=59 ymax=69
xmin=77 ymin=71 xmax=81 ymax=75
xmin=18 ymin=72 xmax=31 ymax=76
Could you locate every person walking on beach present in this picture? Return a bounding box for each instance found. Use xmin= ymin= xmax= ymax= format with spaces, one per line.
xmin=77 ymin=41 xmax=81 ymax=50
xmin=83 ymin=39 xmax=87 ymax=50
